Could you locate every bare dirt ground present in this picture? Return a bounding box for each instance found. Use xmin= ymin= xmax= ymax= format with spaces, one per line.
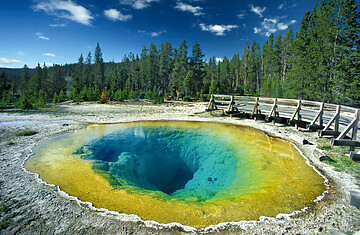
xmin=0 ymin=101 xmax=359 ymax=234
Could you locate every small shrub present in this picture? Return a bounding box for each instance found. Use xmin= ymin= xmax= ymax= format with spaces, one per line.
xmin=52 ymin=93 xmax=58 ymax=103
xmin=14 ymin=95 xmax=33 ymax=110
xmin=57 ymin=89 xmax=66 ymax=103
xmin=36 ymin=97 xmax=47 ymax=108
xmin=199 ymin=94 xmax=208 ymax=102
xmin=152 ymin=96 xmax=164 ymax=104
xmin=182 ymin=96 xmax=192 ymax=102
xmin=114 ymin=90 xmax=126 ymax=101
xmin=99 ymin=92 xmax=109 ymax=104
xmin=0 ymin=93 xmax=11 ymax=108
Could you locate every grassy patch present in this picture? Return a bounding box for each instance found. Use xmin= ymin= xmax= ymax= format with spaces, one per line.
xmin=16 ymin=130 xmax=38 ymax=136
xmin=317 ymin=144 xmax=332 ymax=151
xmin=0 ymin=218 xmax=11 ymax=229
xmin=318 ymin=140 xmax=360 ymax=182
xmin=6 ymin=142 xmax=15 ymax=146
xmin=0 ymin=204 xmax=8 ymax=212
xmin=0 ymin=203 xmax=11 ymax=229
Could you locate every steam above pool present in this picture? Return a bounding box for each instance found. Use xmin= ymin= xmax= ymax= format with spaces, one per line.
xmin=25 ymin=121 xmax=326 ymax=228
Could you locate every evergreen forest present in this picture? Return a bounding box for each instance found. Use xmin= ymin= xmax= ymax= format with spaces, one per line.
xmin=0 ymin=0 xmax=359 ymax=109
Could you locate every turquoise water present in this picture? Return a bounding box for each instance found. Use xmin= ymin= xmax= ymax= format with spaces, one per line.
xmin=75 ymin=124 xmax=240 ymax=200
xmin=25 ymin=121 xmax=326 ymax=228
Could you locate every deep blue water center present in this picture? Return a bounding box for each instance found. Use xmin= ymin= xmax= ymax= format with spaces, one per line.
xmin=75 ymin=124 xmax=238 ymax=200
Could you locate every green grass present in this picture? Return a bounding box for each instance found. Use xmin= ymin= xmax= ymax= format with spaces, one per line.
xmin=16 ymin=130 xmax=38 ymax=136
xmin=318 ymin=141 xmax=360 ymax=182
xmin=0 ymin=203 xmax=11 ymax=229
xmin=0 ymin=204 xmax=8 ymax=212
xmin=0 ymin=218 xmax=11 ymax=229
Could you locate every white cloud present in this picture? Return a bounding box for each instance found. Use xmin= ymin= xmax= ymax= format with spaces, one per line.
xmin=0 ymin=58 xmax=22 ymax=65
xmin=16 ymin=51 xmax=25 ymax=56
xmin=36 ymin=32 xmax=50 ymax=40
xmin=175 ymin=2 xmax=203 ymax=16
xmin=216 ymin=58 xmax=223 ymax=63
xmin=49 ymin=23 xmax=67 ymax=27
xmin=151 ymin=31 xmax=165 ymax=37
xmin=33 ymin=0 xmax=93 ymax=26
xmin=254 ymin=27 xmax=261 ymax=34
xmin=138 ymin=30 xmax=166 ymax=37
xmin=39 ymin=35 xmax=50 ymax=40
xmin=277 ymin=1 xmax=299 ymax=10
xmin=237 ymin=13 xmax=245 ymax=19
xmin=120 ymin=0 xmax=159 ymax=10
xmin=254 ymin=18 xmax=296 ymax=36
xmin=43 ymin=53 xmax=56 ymax=57
xmin=277 ymin=23 xmax=288 ymax=30
xmin=250 ymin=5 xmax=266 ymax=17
xmin=199 ymin=23 xmax=238 ymax=36
xmin=104 ymin=8 xmax=132 ymax=21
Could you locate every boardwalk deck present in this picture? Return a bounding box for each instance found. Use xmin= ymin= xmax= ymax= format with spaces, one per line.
xmin=206 ymin=95 xmax=360 ymax=157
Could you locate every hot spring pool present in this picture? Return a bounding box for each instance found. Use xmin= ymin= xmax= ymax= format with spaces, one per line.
xmin=25 ymin=121 xmax=326 ymax=228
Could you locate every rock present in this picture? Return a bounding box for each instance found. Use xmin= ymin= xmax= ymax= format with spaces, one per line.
xmin=350 ymin=191 xmax=360 ymax=209
xmin=313 ymin=149 xmax=336 ymax=162
xmin=319 ymin=155 xmax=336 ymax=162
xmin=303 ymin=139 xmax=314 ymax=145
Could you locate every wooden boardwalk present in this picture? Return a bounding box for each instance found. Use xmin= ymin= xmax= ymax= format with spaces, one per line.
xmin=206 ymin=95 xmax=360 ymax=160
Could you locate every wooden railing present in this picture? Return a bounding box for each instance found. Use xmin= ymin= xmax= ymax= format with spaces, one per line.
xmin=206 ymin=95 xmax=360 ymax=159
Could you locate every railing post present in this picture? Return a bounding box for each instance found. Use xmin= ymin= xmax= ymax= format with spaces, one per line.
xmin=309 ymin=102 xmax=324 ymax=130
xmin=332 ymin=109 xmax=360 ymax=152
xmin=227 ymin=95 xmax=234 ymax=115
xmin=319 ymin=105 xmax=341 ymax=138
xmin=206 ymin=94 xmax=214 ymax=111
xmin=351 ymin=109 xmax=360 ymax=141
xmin=334 ymin=105 xmax=340 ymax=133
xmin=289 ymin=100 xmax=301 ymax=129
xmin=267 ymin=98 xmax=278 ymax=125
xmin=251 ymin=97 xmax=260 ymax=120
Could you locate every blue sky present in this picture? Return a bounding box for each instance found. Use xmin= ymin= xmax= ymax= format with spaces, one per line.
xmin=0 ymin=0 xmax=317 ymax=68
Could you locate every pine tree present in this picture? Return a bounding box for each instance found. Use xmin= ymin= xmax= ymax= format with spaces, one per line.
xmin=246 ymin=41 xmax=261 ymax=95
xmin=159 ymin=42 xmax=173 ymax=95
xmin=28 ymin=64 xmax=43 ymax=97
xmin=49 ymin=64 xmax=66 ymax=97
xmin=219 ymin=57 xmax=230 ymax=93
xmin=190 ymin=41 xmax=205 ymax=94
xmin=21 ymin=64 xmax=31 ymax=94
xmin=0 ymin=71 xmax=9 ymax=98
xmin=282 ymin=27 xmax=293 ymax=81
xmin=286 ymin=10 xmax=311 ymax=99
xmin=230 ymin=54 xmax=241 ymax=93
xmin=184 ymin=70 xmax=194 ymax=96
xmin=94 ymin=43 xmax=105 ymax=91
xmin=240 ymin=40 xmax=251 ymax=91
xmin=147 ymin=43 xmax=158 ymax=91
xmin=178 ymin=40 xmax=189 ymax=82
xmin=170 ymin=48 xmax=182 ymax=100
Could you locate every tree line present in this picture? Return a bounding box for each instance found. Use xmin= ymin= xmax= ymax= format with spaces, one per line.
xmin=0 ymin=0 xmax=359 ymax=109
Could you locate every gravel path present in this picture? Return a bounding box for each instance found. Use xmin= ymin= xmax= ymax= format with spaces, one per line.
xmin=0 ymin=102 xmax=359 ymax=234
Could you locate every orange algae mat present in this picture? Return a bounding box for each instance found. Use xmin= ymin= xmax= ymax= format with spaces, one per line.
xmin=25 ymin=121 xmax=326 ymax=229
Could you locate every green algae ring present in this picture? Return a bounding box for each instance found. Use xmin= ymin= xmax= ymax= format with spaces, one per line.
xmin=25 ymin=121 xmax=326 ymax=229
